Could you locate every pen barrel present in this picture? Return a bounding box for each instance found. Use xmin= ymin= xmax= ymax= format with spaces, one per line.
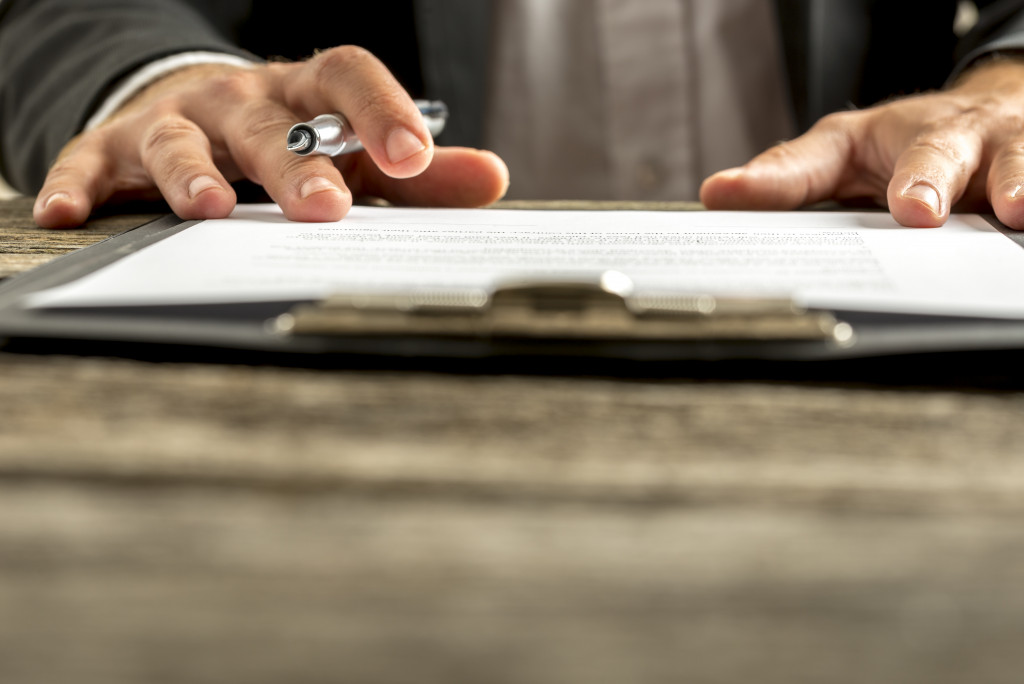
xmin=289 ymin=113 xmax=354 ymax=157
xmin=287 ymin=100 xmax=448 ymax=157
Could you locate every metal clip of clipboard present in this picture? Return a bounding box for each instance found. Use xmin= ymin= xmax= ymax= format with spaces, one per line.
xmin=273 ymin=271 xmax=855 ymax=345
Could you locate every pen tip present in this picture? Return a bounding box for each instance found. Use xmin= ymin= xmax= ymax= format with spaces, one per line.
xmin=287 ymin=129 xmax=313 ymax=154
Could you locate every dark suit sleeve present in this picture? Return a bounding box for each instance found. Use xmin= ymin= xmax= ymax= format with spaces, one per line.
xmin=953 ymin=0 xmax=1024 ymax=78
xmin=0 ymin=0 xmax=256 ymax=193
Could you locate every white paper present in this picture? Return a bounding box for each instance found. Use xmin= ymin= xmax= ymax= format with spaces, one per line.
xmin=24 ymin=204 xmax=1024 ymax=319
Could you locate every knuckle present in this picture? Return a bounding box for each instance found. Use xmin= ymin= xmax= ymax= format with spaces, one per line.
xmin=813 ymin=110 xmax=858 ymax=132
xmin=224 ymin=106 xmax=296 ymax=181
xmin=954 ymin=96 xmax=1002 ymax=120
xmin=48 ymin=140 xmax=110 ymax=181
xmin=236 ymin=104 xmax=292 ymax=142
xmin=758 ymin=135 xmax=820 ymax=172
xmin=1001 ymin=115 xmax=1024 ymax=142
xmin=154 ymin=151 xmax=208 ymax=184
xmin=761 ymin=140 xmax=799 ymax=167
xmin=348 ymin=86 xmax=407 ymax=123
xmin=211 ymin=68 xmax=265 ymax=103
xmin=907 ymin=134 xmax=972 ymax=171
xmin=141 ymin=116 xmax=204 ymax=155
xmin=279 ymin=156 xmax=326 ymax=184
xmin=157 ymin=162 xmax=196 ymax=186
xmin=1000 ymin=140 xmax=1024 ymax=161
xmin=44 ymin=158 xmax=110 ymax=199
xmin=322 ymin=44 xmax=376 ymax=68
xmin=988 ymin=111 xmax=1024 ymax=151
xmin=820 ymin=112 xmax=862 ymax=145
xmin=805 ymin=112 xmax=860 ymax=155
xmin=45 ymin=163 xmax=85 ymax=187
xmin=926 ymin=111 xmax=985 ymax=138
xmin=312 ymin=45 xmax=378 ymax=84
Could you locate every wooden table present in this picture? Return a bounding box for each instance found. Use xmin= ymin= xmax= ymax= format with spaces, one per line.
xmin=3 ymin=196 xmax=1024 ymax=684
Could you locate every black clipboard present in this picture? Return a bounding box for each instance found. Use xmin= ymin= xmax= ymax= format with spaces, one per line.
xmin=3 ymin=212 xmax=1024 ymax=368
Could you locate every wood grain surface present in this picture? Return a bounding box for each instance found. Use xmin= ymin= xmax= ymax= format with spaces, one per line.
xmin=3 ymin=198 xmax=1024 ymax=684
xmin=0 ymin=196 xmax=162 ymax=278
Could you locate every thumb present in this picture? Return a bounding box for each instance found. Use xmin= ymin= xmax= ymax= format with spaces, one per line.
xmin=700 ymin=112 xmax=860 ymax=210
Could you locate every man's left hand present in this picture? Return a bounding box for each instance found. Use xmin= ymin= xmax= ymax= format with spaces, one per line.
xmin=701 ymin=58 xmax=1024 ymax=229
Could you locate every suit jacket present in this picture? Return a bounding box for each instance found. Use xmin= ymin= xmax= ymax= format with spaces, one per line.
xmin=2 ymin=0 xmax=1024 ymax=194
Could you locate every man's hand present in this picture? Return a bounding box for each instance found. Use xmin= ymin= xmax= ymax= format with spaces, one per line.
xmin=33 ymin=47 xmax=509 ymax=228
xmin=701 ymin=59 xmax=1024 ymax=229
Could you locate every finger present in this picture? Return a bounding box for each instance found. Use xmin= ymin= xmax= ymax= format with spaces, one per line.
xmin=139 ymin=115 xmax=236 ymax=220
xmin=33 ymin=137 xmax=117 ymax=229
xmin=986 ymin=139 xmax=1024 ymax=230
xmin=700 ymin=112 xmax=862 ymax=210
xmin=281 ymin=47 xmax=433 ymax=179
xmin=222 ymin=99 xmax=351 ymax=222
xmin=886 ymin=127 xmax=983 ymax=228
xmin=342 ymin=147 xmax=510 ymax=207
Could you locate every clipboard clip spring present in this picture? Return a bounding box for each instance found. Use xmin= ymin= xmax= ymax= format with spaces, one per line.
xmin=273 ymin=272 xmax=854 ymax=345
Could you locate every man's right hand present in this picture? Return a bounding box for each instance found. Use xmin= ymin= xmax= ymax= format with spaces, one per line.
xmin=33 ymin=46 xmax=510 ymax=228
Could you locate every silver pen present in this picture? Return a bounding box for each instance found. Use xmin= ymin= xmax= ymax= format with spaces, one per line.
xmin=286 ymin=99 xmax=448 ymax=157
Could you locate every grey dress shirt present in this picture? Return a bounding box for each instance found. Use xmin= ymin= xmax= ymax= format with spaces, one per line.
xmin=486 ymin=0 xmax=795 ymax=200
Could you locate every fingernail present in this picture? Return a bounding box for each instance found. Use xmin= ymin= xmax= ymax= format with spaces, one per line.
xmin=41 ymin=191 xmax=71 ymax=210
xmin=902 ymin=183 xmax=941 ymax=215
xmin=188 ymin=175 xmax=221 ymax=199
xmin=386 ymin=128 xmax=427 ymax=164
xmin=300 ymin=176 xmax=341 ymax=199
xmin=1012 ymin=184 xmax=1024 ymax=199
